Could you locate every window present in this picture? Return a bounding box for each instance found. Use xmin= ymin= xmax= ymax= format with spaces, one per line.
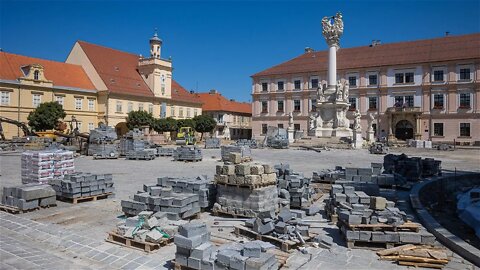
xmin=171 ymin=107 xmax=175 ymax=116
xmin=433 ymin=123 xmax=444 ymax=136
xmin=348 ymin=97 xmax=357 ymax=110
xmin=194 ymin=109 xmax=198 ymax=116
xmin=275 ymin=100 xmax=283 ymax=112
xmin=405 ymin=72 xmax=414 ymax=83
xmin=293 ymin=100 xmax=301 ymax=111
xmin=394 ymin=96 xmax=414 ymax=107
xmin=294 ymin=80 xmax=301 ymax=90
xmin=433 ymin=70 xmax=444 ymax=82
xmin=1 ymin=91 xmax=10 ymax=105
xmin=278 ymin=124 xmax=284 ymax=129
xmin=127 ymin=102 xmax=133 ymax=112
xmin=311 ymin=99 xmax=317 ymax=112
xmin=261 ymin=101 xmax=268 ymax=113
xmin=75 ymin=98 xmax=83 ymax=110
xmin=294 ymin=124 xmax=300 ymax=131
xmin=404 ymin=95 xmax=414 ymax=107
xmin=277 ymin=81 xmax=284 ymax=91
xmin=187 ymin=108 xmax=191 ymax=118
xmin=55 ymin=96 xmax=64 ymax=107
xmin=261 ymin=82 xmax=268 ymax=92
xmin=368 ymin=75 xmax=377 ymax=85
xmin=32 ymin=94 xmax=41 ymax=108
xmin=88 ymin=99 xmax=95 ymax=111
xmin=138 ymin=103 xmax=144 ymax=111
xmin=395 ymin=73 xmax=404 ymax=84
xmin=179 ymin=108 xmax=184 ymax=117
xmin=88 ymin=123 xmax=94 ymax=131
xmin=148 ymin=104 xmax=153 ymax=114
xmin=116 ymin=101 xmax=122 ymax=112
xmin=433 ymin=94 xmax=444 ymax=109
xmin=261 ymin=124 xmax=268 ymax=135
xmin=311 ymin=78 xmax=319 ymax=89
xmin=460 ymin=123 xmax=470 ymax=136
xmin=459 ymin=93 xmax=471 ymax=108
xmin=395 ymin=72 xmax=415 ymax=84
xmin=34 ymin=70 xmax=39 ymax=80
xmin=348 ymin=76 xmax=357 ymax=86
xmin=460 ymin=68 xmax=470 ymax=80
xmin=368 ymin=97 xmax=378 ymax=110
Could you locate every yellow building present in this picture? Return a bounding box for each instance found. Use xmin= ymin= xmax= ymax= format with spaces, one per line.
xmin=0 ymin=51 xmax=98 ymax=138
xmin=66 ymin=32 xmax=202 ymax=135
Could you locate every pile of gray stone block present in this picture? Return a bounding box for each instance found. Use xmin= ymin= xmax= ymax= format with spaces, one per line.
xmin=245 ymin=208 xmax=310 ymax=243
xmin=175 ymin=222 xmax=279 ymax=270
xmin=205 ymin=138 xmax=221 ymax=149
xmin=119 ymin=129 xmax=147 ymax=156
xmin=369 ymin=142 xmax=389 ymax=154
xmin=264 ymin=127 xmax=289 ymax=149
xmin=275 ymin=164 xmax=312 ymax=209
xmin=327 ymin=184 xmax=435 ymax=246
xmin=116 ymin=211 xmax=184 ymax=243
xmin=344 ymin=163 xmax=396 ymax=187
xmin=173 ymin=146 xmax=202 ymax=162
xmin=126 ymin=149 xmax=156 ymax=160
xmin=49 ymin=172 xmax=114 ymax=199
xmin=1 ymin=184 xmax=56 ymax=210
xmin=213 ymin=162 xmax=278 ymax=217
xmin=235 ymin=139 xmax=258 ymax=149
xmin=220 ymin=145 xmax=252 ymax=162
xmin=312 ymin=166 xmax=344 ymax=183
xmin=21 ymin=150 xmax=75 ymax=184
xmin=384 ymin=154 xmax=442 ymax=181
xmin=121 ymin=175 xmax=215 ymax=219
xmin=157 ymin=147 xmax=174 ymax=156
xmin=89 ymin=143 xmax=119 ymax=159
xmin=87 ymin=125 xmax=119 ymax=159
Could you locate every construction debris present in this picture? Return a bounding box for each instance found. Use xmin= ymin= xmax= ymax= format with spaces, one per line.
xmin=49 ymin=172 xmax=114 ymax=199
xmin=436 ymin=144 xmax=454 ymax=151
xmin=275 ymin=164 xmax=313 ymax=209
xmin=21 ymin=150 xmax=75 ymax=184
xmin=235 ymin=139 xmax=258 ymax=149
xmin=377 ymin=244 xmax=450 ymax=269
xmin=173 ymin=146 xmax=203 ymax=162
xmin=263 ymin=127 xmax=289 ymax=149
xmin=121 ymin=175 xmax=215 ymax=219
xmin=175 ymin=222 xmax=279 ymax=270
xmin=1 ymin=184 xmax=56 ymax=211
xmin=384 ymin=154 xmax=442 ymax=181
xmin=205 ymin=138 xmax=221 ymax=149
xmin=220 ymin=145 xmax=252 ymax=162
xmin=408 ymin=140 xmax=433 ymax=149
xmin=115 ymin=211 xmax=178 ymax=243
xmin=369 ymin=142 xmax=389 ymax=154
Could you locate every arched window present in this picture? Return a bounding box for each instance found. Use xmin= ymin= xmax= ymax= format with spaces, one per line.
xmin=34 ymin=70 xmax=39 ymax=80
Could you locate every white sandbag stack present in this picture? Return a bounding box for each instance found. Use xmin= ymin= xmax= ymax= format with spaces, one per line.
xmin=21 ymin=150 xmax=74 ymax=184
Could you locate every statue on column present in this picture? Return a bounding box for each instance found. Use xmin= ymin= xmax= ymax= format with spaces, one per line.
xmin=309 ymin=113 xmax=316 ymax=131
xmin=336 ymin=80 xmax=343 ymax=101
xmin=322 ymin=12 xmax=344 ymax=46
xmin=367 ymin=113 xmax=376 ymax=132
xmin=288 ymin=112 xmax=294 ymax=129
xmin=353 ymin=109 xmax=361 ymax=130
xmin=343 ymin=81 xmax=349 ymax=101
xmin=317 ymin=84 xmax=325 ymax=102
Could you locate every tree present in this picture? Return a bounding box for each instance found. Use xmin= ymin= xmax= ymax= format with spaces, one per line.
xmin=177 ymin=118 xmax=195 ymax=129
xmin=152 ymin=117 xmax=177 ymax=133
xmin=193 ymin=115 xmax=217 ymax=141
xmin=125 ymin=110 xmax=154 ymax=130
xmin=27 ymin=102 xmax=66 ymax=131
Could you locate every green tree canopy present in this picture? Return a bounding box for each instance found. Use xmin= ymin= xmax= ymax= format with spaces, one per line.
xmin=125 ymin=110 xmax=154 ymax=130
xmin=193 ymin=115 xmax=217 ymax=140
xmin=27 ymin=101 xmax=66 ymax=131
xmin=177 ymin=118 xmax=196 ymax=129
xmin=153 ymin=117 xmax=178 ymax=133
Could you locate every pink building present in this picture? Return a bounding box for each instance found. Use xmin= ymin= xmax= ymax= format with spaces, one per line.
xmin=251 ymin=33 xmax=480 ymax=145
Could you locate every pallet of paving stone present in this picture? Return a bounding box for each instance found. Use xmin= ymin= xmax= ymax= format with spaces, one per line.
xmin=157 ymin=147 xmax=174 ymax=156
xmin=213 ymin=209 xmax=256 ymax=218
xmin=216 ymin=182 xmax=274 ymax=190
xmin=57 ymin=192 xmax=113 ymax=204
xmin=339 ymin=219 xmax=420 ymax=233
xmin=346 ymin=239 xmax=400 ymax=249
xmin=0 ymin=203 xmax=53 ymax=214
xmin=106 ymin=231 xmax=173 ymax=253
xmin=234 ymin=225 xmax=309 ymax=252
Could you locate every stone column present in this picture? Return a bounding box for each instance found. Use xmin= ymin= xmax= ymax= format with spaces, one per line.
xmin=414 ymin=114 xmax=422 ymax=140
xmin=328 ymin=45 xmax=337 ymax=88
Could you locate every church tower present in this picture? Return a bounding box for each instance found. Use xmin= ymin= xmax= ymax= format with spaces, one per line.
xmin=138 ymin=30 xmax=172 ymax=99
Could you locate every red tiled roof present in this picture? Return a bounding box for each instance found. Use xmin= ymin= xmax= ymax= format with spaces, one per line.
xmin=171 ymin=80 xmax=202 ymax=104
xmin=194 ymin=92 xmax=251 ymax=115
xmin=0 ymin=51 xmax=96 ymax=90
xmin=252 ymin=33 xmax=480 ymax=77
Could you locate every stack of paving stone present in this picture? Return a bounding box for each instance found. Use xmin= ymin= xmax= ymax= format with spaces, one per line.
xmin=205 ymin=138 xmax=221 ymax=149
xmin=344 ymin=163 xmax=398 ymax=187
xmin=121 ymin=175 xmax=214 ymax=219
xmin=244 ymin=208 xmax=311 ymax=243
xmin=384 ymin=154 xmax=442 ymax=181
xmin=173 ymin=146 xmax=202 ymax=161
xmin=87 ymin=125 xmax=118 ymax=159
xmin=21 ymin=150 xmax=75 ymax=184
xmin=312 ymin=166 xmax=344 ymax=183
xmin=175 ymin=223 xmax=279 ymax=270
xmin=126 ymin=148 xmax=156 ymax=160
xmin=220 ymin=145 xmax=251 ymax=162
xmin=265 ymin=128 xmax=289 ymax=149
xmin=1 ymin=184 xmax=56 ymax=210
xmin=157 ymin=147 xmax=174 ymax=156
xmin=275 ymin=164 xmax=312 ymax=209
xmin=213 ymin=162 xmax=278 ymax=217
xmin=235 ymin=139 xmax=258 ymax=149
xmin=327 ymin=184 xmax=436 ymax=247
xmin=115 ymin=211 xmax=183 ymax=243
xmin=119 ymin=129 xmax=147 ymax=156
xmin=49 ymin=172 xmax=114 ymax=199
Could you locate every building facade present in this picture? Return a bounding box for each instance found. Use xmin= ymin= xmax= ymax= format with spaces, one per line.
xmin=195 ymin=90 xmax=252 ymax=140
xmin=0 ymin=52 xmax=98 ymax=138
xmin=251 ymin=33 xmax=480 ymax=144
xmin=66 ymin=33 xmax=202 ymax=135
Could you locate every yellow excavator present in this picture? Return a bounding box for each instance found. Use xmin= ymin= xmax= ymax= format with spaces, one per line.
xmin=175 ymin=127 xmax=196 ymax=145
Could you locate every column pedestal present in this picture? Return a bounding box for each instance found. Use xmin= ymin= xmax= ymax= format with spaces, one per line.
xmin=366 ymin=130 xmax=375 ymax=142
xmin=352 ymin=129 xmax=363 ymax=149
xmin=287 ymin=128 xmax=295 ymax=143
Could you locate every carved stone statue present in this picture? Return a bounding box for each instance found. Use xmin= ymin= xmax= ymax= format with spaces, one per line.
xmin=353 ymin=109 xmax=361 ymax=130
xmin=288 ymin=112 xmax=294 ymax=129
xmin=317 ymin=84 xmax=325 ymax=102
xmin=322 ymin=12 xmax=344 ymax=46
xmin=336 ymin=80 xmax=343 ymax=101
xmin=309 ymin=114 xmax=316 ymax=131
xmin=343 ymin=81 xmax=349 ymax=101
xmin=367 ymin=113 xmax=376 ymax=132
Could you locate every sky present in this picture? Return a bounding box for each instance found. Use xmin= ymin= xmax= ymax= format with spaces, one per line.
xmin=1 ymin=0 xmax=479 ymax=103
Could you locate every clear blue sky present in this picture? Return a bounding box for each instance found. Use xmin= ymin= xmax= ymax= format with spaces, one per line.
xmin=1 ymin=0 xmax=479 ymax=102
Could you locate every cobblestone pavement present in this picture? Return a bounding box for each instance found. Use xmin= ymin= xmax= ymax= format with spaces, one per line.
xmin=0 ymin=212 xmax=169 ymax=270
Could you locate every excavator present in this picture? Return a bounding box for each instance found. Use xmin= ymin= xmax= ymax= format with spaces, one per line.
xmin=0 ymin=116 xmax=37 ymax=140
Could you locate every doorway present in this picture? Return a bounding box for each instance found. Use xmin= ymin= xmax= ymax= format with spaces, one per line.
xmin=395 ymin=120 xmax=414 ymax=140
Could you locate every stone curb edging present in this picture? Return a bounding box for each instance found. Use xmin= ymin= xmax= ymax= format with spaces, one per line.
xmin=410 ymin=173 xmax=480 ymax=267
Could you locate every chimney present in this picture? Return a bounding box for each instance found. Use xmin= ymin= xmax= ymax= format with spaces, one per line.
xmin=304 ymin=47 xmax=314 ymax=53
xmin=230 ymin=99 xmax=235 ymax=102
xmin=209 ymin=89 xmax=217 ymax=94
xmin=370 ymin=40 xmax=381 ymax=47
xmin=445 ymin=31 xmax=450 ymax=36
xmin=189 ymin=90 xmax=195 ymax=94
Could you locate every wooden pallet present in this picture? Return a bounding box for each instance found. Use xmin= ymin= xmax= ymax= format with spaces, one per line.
xmin=234 ymin=225 xmax=310 ymax=252
xmin=173 ymin=262 xmax=194 ymax=270
xmin=212 ymin=209 xmax=255 ymax=219
xmin=0 ymin=203 xmax=55 ymax=214
xmin=175 ymin=159 xmax=202 ymax=162
xmin=106 ymin=231 xmax=172 ymax=253
xmin=346 ymin=239 xmax=399 ymax=249
xmin=57 ymin=192 xmax=113 ymax=204
xmin=215 ymin=182 xmax=275 ymax=190
xmin=340 ymin=220 xmax=420 ymax=232
xmin=378 ymin=244 xmax=449 ymax=269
